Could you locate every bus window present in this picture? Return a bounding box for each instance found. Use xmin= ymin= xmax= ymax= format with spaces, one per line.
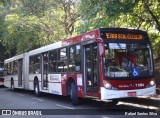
xmin=69 ymin=46 xmax=75 ymax=72
xmin=49 ymin=50 xmax=57 ymax=73
xmin=58 ymin=48 xmax=68 ymax=72
xmin=13 ymin=61 xmax=18 ymax=75
xmin=34 ymin=55 xmax=40 ymax=74
xmin=104 ymin=43 xmax=153 ymax=78
xmin=29 ymin=55 xmax=40 ymax=74
xmin=75 ymin=45 xmax=81 ymax=72
xmin=10 ymin=62 xmax=13 ymax=75
xmin=29 ymin=56 xmax=34 ymax=74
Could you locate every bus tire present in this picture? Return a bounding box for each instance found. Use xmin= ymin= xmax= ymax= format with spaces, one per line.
xmin=71 ymin=82 xmax=78 ymax=106
xmin=34 ymin=81 xmax=40 ymax=97
xmin=11 ymin=79 xmax=14 ymax=92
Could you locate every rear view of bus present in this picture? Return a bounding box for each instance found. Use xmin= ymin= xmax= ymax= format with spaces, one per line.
xmin=100 ymin=28 xmax=156 ymax=101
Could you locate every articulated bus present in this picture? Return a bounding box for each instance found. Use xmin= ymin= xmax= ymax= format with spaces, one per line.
xmin=4 ymin=28 xmax=156 ymax=105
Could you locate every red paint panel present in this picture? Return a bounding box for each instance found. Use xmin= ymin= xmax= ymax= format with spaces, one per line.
xmin=61 ymin=74 xmax=67 ymax=96
xmin=77 ymin=86 xmax=84 ymax=98
xmin=62 ymin=29 xmax=100 ymax=46
xmin=61 ymin=73 xmax=84 ymax=98
xmin=109 ymin=78 xmax=153 ymax=90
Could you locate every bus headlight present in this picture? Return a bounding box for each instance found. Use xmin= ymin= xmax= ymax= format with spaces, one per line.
xmin=103 ymin=80 xmax=112 ymax=89
xmin=146 ymin=80 xmax=155 ymax=88
xmin=150 ymin=80 xmax=155 ymax=86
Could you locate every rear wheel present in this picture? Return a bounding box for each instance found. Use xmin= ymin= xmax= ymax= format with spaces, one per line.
xmin=71 ymin=82 xmax=78 ymax=106
xmin=34 ymin=81 xmax=40 ymax=96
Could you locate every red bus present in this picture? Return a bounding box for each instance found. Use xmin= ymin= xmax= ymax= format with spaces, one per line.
xmin=4 ymin=28 xmax=156 ymax=105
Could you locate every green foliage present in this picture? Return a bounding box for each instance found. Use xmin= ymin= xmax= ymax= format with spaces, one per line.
xmin=20 ymin=0 xmax=50 ymax=17
xmin=77 ymin=0 xmax=138 ymax=33
xmin=0 ymin=0 xmax=160 ymax=61
xmin=0 ymin=0 xmax=81 ymax=60
xmin=149 ymin=33 xmax=160 ymax=59
xmin=104 ymin=0 xmax=138 ymax=17
xmin=77 ymin=0 xmax=160 ymax=59
xmin=2 ymin=15 xmax=40 ymax=55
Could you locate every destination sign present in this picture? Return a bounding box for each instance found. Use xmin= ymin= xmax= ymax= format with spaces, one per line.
xmin=106 ymin=33 xmax=143 ymax=40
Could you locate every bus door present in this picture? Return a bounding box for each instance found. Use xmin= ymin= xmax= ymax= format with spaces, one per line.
xmin=42 ymin=52 xmax=49 ymax=90
xmin=18 ymin=59 xmax=23 ymax=87
xmin=84 ymin=43 xmax=99 ymax=97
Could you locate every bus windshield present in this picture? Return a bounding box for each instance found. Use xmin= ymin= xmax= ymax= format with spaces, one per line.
xmin=104 ymin=43 xmax=153 ymax=78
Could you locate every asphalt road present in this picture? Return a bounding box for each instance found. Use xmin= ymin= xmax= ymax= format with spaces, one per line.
xmin=0 ymin=86 xmax=159 ymax=118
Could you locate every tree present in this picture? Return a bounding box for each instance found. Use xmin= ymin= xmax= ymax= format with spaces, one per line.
xmin=78 ymin=0 xmax=160 ymax=32
xmin=54 ymin=0 xmax=81 ymax=36
xmin=0 ymin=0 xmax=82 ymax=58
xmin=76 ymin=0 xmax=138 ymax=33
xmin=0 ymin=0 xmax=16 ymax=59
xmin=21 ymin=0 xmax=81 ymax=39
xmin=78 ymin=0 xmax=160 ymax=59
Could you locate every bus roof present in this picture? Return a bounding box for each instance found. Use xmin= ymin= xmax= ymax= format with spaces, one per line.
xmin=62 ymin=28 xmax=148 ymax=46
xmin=4 ymin=54 xmax=24 ymax=63
xmin=29 ymin=41 xmax=62 ymax=56
xmin=4 ymin=28 xmax=149 ymax=62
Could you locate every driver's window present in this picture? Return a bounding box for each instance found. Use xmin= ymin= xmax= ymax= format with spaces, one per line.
xmin=105 ymin=49 xmax=115 ymax=59
xmin=104 ymin=45 xmax=129 ymax=77
xmin=105 ymin=49 xmax=117 ymax=68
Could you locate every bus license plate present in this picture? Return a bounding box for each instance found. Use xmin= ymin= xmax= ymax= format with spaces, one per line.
xmin=128 ymin=92 xmax=137 ymax=97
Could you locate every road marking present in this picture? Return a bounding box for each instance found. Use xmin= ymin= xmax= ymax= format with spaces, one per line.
xmin=32 ymin=102 xmax=36 ymax=104
xmin=118 ymin=101 xmax=159 ymax=110
xmin=32 ymin=97 xmax=43 ymax=102
xmin=138 ymin=96 xmax=160 ymax=100
xmin=17 ymin=93 xmax=25 ymax=96
xmin=56 ymin=104 xmax=75 ymax=109
xmin=102 ymin=116 xmax=109 ymax=118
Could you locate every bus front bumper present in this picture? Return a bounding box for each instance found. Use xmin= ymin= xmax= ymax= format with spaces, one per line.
xmin=101 ymin=85 xmax=156 ymax=100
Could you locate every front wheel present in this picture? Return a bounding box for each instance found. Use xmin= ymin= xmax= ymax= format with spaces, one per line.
xmin=71 ymin=82 xmax=78 ymax=106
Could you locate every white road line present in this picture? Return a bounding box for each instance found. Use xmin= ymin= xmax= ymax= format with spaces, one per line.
xmin=32 ymin=102 xmax=36 ymax=104
xmin=102 ymin=116 xmax=109 ymax=118
xmin=32 ymin=97 xmax=44 ymax=102
xmin=138 ymin=96 xmax=160 ymax=100
xmin=118 ymin=101 xmax=159 ymax=110
xmin=17 ymin=93 xmax=25 ymax=96
xmin=56 ymin=104 xmax=75 ymax=109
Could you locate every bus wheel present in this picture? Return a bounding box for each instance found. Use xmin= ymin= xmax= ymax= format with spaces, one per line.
xmin=71 ymin=82 xmax=78 ymax=106
xmin=11 ymin=80 xmax=14 ymax=92
xmin=34 ymin=81 xmax=40 ymax=97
